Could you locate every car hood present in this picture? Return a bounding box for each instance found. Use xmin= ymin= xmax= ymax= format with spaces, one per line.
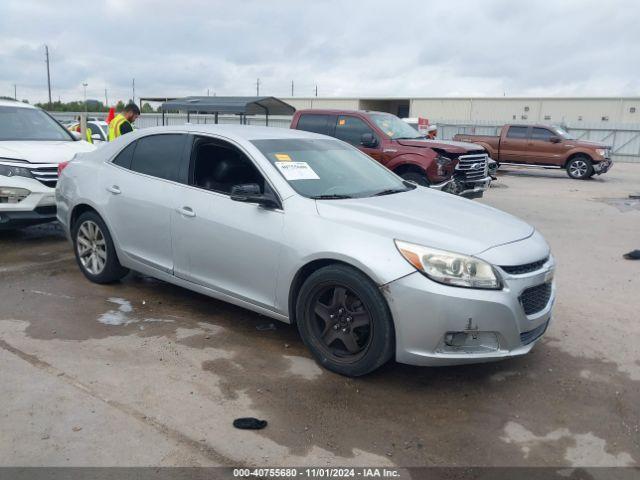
xmin=571 ymin=139 xmax=609 ymax=148
xmin=0 ymin=140 xmax=95 ymax=164
xmin=395 ymin=138 xmax=476 ymax=154
xmin=423 ymin=139 xmax=486 ymax=152
xmin=316 ymin=187 xmax=534 ymax=256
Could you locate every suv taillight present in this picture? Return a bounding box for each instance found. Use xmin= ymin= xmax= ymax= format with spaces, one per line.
xmin=57 ymin=161 xmax=70 ymax=175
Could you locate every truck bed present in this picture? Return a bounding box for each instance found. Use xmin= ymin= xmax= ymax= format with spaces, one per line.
xmin=452 ymin=133 xmax=501 ymax=158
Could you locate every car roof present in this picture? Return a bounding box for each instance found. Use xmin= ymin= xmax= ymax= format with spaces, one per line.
xmin=295 ymin=108 xmax=387 ymax=116
xmin=0 ymin=98 xmax=38 ymax=109
xmin=136 ymin=124 xmax=332 ymax=141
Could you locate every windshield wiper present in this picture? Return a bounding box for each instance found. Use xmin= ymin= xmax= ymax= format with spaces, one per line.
xmin=393 ymin=136 xmax=425 ymax=140
xmin=311 ymin=194 xmax=353 ymax=200
xmin=372 ymin=188 xmax=409 ymax=197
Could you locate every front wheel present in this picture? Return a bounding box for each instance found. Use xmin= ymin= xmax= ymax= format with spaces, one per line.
xmin=566 ymin=156 xmax=593 ymax=180
xmin=295 ymin=265 xmax=395 ymax=377
xmin=400 ymin=171 xmax=430 ymax=187
xmin=72 ymin=211 xmax=129 ymax=284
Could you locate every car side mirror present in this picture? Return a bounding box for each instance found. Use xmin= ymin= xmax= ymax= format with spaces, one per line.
xmin=360 ymin=133 xmax=378 ymax=148
xmin=91 ymin=133 xmax=102 ymax=141
xmin=230 ymin=183 xmax=280 ymax=209
xmin=549 ymin=136 xmax=561 ymax=143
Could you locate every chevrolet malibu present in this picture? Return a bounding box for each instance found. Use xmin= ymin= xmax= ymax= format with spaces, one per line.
xmin=56 ymin=125 xmax=555 ymax=376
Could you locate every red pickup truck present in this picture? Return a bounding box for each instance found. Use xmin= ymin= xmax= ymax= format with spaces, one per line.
xmin=291 ymin=109 xmax=492 ymax=198
xmin=454 ymin=124 xmax=613 ymax=180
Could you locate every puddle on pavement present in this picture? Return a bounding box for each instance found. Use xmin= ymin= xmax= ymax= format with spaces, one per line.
xmin=593 ymin=197 xmax=640 ymax=213
xmin=199 ymin=330 xmax=639 ymax=466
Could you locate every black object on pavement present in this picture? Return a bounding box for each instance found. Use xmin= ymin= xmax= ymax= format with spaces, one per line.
xmin=623 ymin=250 xmax=640 ymax=260
xmin=233 ymin=417 xmax=268 ymax=430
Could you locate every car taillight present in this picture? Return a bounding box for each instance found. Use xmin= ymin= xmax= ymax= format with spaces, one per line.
xmin=58 ymin=161 xmax=70 ymax=175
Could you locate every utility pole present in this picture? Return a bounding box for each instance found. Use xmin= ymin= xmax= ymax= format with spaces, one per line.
xmin=291 ymin=80 xmax=294 ymax=97
xmin=45 ymin=45 xmax=52 ymax=109
xmin=14 ymin=84 xmax=17 ymax=100
xmin=104 ymin=88 xmax=108 ymax=107
xmin=207 ymin=88 xmax=210 ymax=96
xmin=132 ymin=78 xmax=135 ymax=105
xmin=82 ymin=82 xmax=88 ymax=112
xmin=256 ymin=78 xmax=260 ymax=96
xmin=315 ymin=84 xmax=318 ymax=97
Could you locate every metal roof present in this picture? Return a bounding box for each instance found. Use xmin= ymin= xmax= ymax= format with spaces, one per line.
xmin=160 ymin=96 xmax=295 ymax=115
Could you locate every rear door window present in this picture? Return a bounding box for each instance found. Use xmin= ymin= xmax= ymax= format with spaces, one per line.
xmin=130 ymin=134 xmax=187 ymax=182
xmin=112 ymin=141 xmax=136 ymax=169
xmin=296 ymin=114 xmax=333 ymax=136
xmin=531 ymin=127 xmax=554 ymax=141
xmin=506 ymin=126 xmax=529 ymax=139
xmin=334 ymin=115 xmax=374 ymax=146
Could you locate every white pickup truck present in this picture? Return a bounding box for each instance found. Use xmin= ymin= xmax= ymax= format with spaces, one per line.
xmin=0 ymin=99 xmax=95 ymax=229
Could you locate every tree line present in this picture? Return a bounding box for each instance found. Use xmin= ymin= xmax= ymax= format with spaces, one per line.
xmin=34 ymin=99 xmax=156 ymax=113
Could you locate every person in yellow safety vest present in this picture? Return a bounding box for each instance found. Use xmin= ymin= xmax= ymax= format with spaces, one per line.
xmin=71 ymin=118 xmax=94 ymax=144
xmin=108 ymin=103 xmax=141 ymax=141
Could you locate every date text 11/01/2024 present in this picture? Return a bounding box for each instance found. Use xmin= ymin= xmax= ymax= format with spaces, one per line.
xmin=232 ymin=468 xmax=401 ymax=478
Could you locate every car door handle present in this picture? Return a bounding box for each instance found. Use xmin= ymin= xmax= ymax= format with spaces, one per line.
xmin=106 ymin=185 xmax=121 ymax=195
xmin=177 ymin=206 xmax=196 ymax=218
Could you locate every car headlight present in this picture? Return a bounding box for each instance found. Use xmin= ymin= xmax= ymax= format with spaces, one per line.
xmin=436 ymin=154 xmax=452 ymax=166
xmin=0 ymin=164 xmax=33 ymax=179
xmin=595 ymin=149 xmax=608 ymax=157
xmin=395 ymin=240 xmax=501 ymax=289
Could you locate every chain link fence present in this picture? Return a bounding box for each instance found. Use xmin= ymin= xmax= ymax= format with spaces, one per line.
xmin=49 ymin=113 xmax=640 ymax=162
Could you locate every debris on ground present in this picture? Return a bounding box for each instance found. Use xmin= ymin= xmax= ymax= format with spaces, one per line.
xmin=623 ymin=250 xmax=640 ymax=260
xmin=233 ymin=417 xmax=268 ymax=430
xmin=256 ymin=323 xmax=276 ymax=331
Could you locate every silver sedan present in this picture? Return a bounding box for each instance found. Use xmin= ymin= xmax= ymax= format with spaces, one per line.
xmin=56 ymin=125 xmax=555 ymax=376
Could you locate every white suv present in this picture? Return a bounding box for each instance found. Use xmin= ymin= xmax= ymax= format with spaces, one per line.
xmin=0 ymin=99 xmax=95 ymax=229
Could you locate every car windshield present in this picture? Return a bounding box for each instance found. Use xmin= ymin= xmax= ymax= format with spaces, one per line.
xmin=251 ymin=138 xmax=414 ymax=199
xmin=368 ymin=113 xmax=423 ymax=140
xmin=552 ymin=126 xmax=576 ymax=140
xmin=0 ymin=106 xmax=73 ymax=141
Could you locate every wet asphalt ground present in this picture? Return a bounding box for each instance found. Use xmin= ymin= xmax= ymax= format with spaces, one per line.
xmin=0 ymin=163 xmax=638 ymax=468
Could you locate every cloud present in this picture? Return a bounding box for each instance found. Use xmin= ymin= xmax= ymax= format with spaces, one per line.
xmin=0 ymin=0 xmax=638 ymax=103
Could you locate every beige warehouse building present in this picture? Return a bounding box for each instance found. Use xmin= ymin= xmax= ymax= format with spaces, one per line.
xmin=281 ymin=97 xmax=640 ymax=125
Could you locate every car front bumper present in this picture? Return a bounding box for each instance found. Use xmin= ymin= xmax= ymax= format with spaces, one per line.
xmin=594 ymin=158 xmax=613 ymax=174
xmin=0 ymin=176 xmax=57 ymax=229
xmin=458 ymin=176 xmax=492 ymax=199
xmin=383 ymin=257 xmax=555 ymax=367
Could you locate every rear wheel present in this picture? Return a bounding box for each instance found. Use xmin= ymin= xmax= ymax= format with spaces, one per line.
xmin=566 ymin=156 xmax=593 ymax=180
xmin=295 ymin=264 xmax=394 ymax=377
xmin=399 ymin=171 xmax=430 ymax=186
xmin=72 ymin=211 xmax=129 ymax=284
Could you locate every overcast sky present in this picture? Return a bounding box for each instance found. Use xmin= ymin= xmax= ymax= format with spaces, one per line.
xmin=1 ymin=0 xmax=639 ymax=104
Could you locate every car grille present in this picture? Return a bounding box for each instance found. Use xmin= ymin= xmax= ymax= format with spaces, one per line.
xmin=520 ymin=283 xmax=552 ymax=316
xmin=455 ymin=154 xmax=489 ymax=181
xmin=28 ymin=164 xmax=59 ymax=188
xmin=520 ymin=320 xmax=549 ymax=345
xmin=501 ymin=258 xmax=548 ymax=275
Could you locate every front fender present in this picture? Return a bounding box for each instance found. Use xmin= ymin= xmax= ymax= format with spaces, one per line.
xmin=385 ymin=153 xmax=433 ymax=172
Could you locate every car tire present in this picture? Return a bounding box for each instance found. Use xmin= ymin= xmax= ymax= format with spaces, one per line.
xmin=295 ymin=264 xmax=395 ymax=377
xmin=72 ymin=211 xmax=129 ymax=284
xmin=566 ymin=156 xmax=593 ymax=180
xmin=400 ymin=171 xmax=430 ymax=187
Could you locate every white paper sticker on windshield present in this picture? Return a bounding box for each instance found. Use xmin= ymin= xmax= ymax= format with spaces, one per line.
xmin=275 ymin=161 xmax=320 ymax=180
